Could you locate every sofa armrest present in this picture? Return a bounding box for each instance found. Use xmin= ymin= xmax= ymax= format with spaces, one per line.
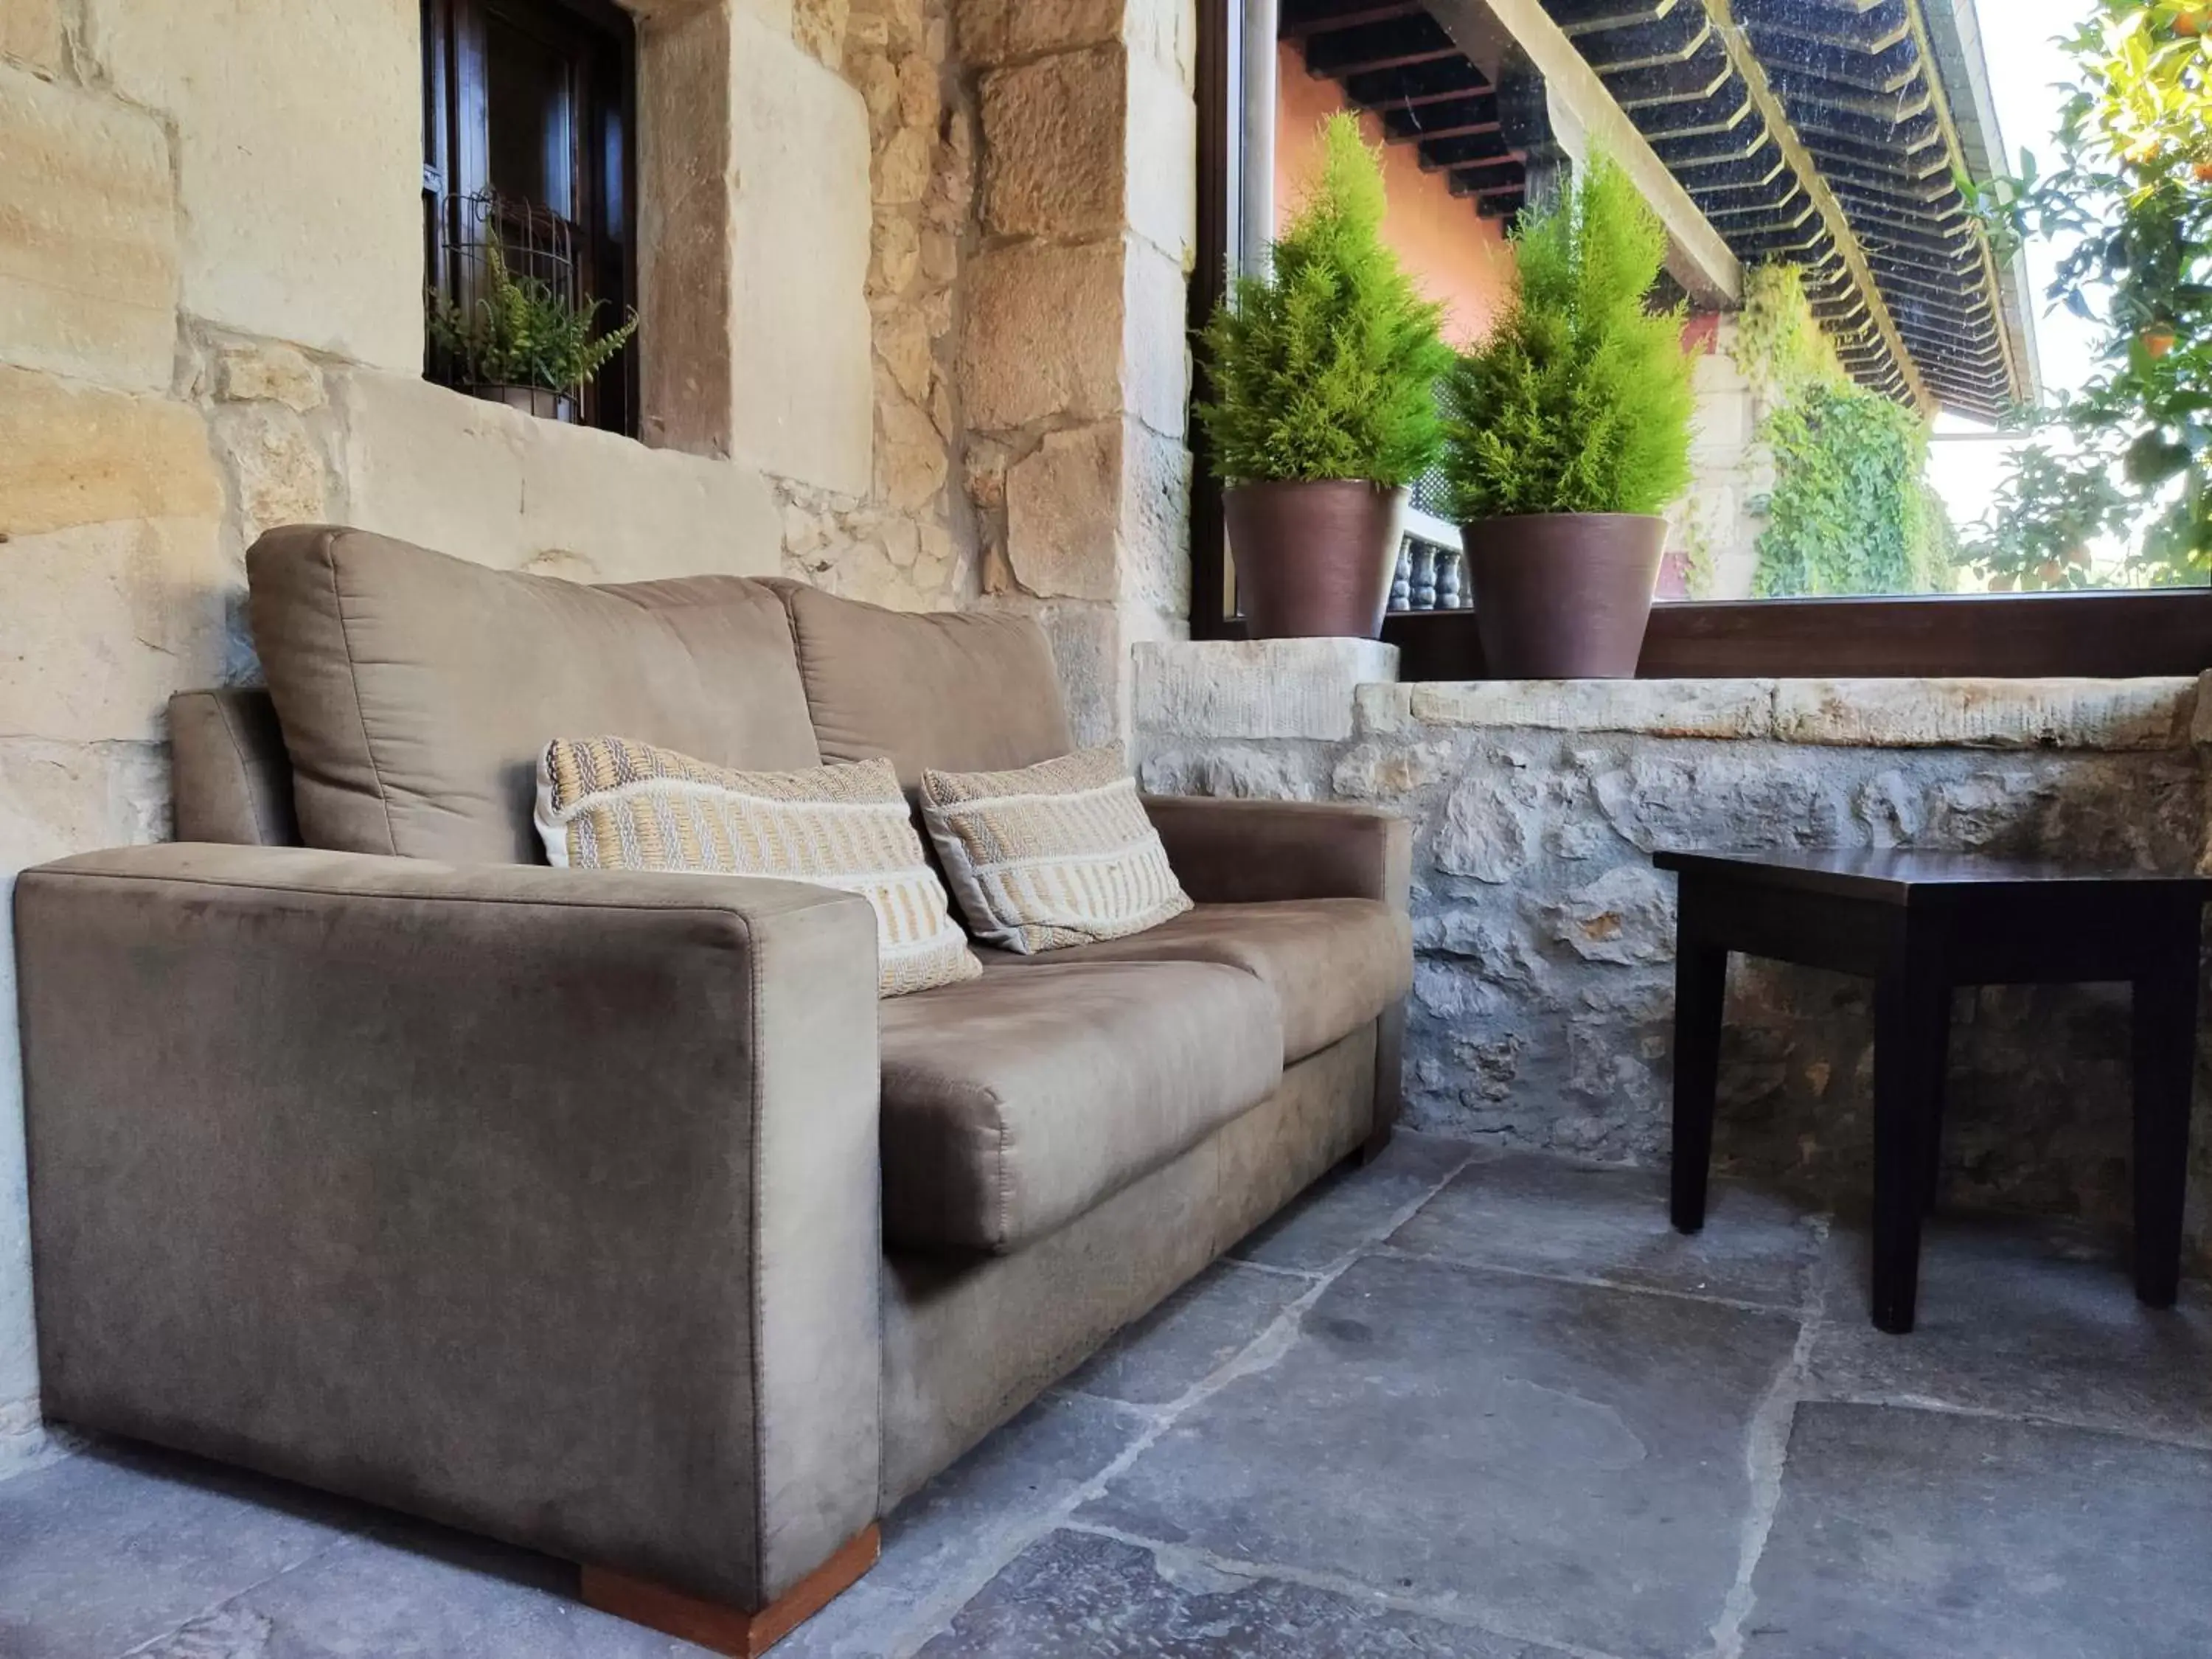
xmin=1143 ymin=796 xmax=1411 ymax=910
xmin=15 ymin=843 xmax=881 ymax=1613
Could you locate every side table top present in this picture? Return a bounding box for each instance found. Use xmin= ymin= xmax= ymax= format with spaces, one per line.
xmin=1652 ymin=848 xmax=2212 ymax=906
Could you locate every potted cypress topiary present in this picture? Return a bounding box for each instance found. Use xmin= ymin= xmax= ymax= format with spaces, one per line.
xmin=1197 ymin=114 xmax=1454 ymax=639
xmin=1441 ymin=157 xmax=1697 ymax=677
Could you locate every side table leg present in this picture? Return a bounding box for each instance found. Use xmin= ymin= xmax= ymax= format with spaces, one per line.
xmin=2132 ymin=923 xmax=2199 ymax=1310
xmin=1671 ymin=939 xmax=1728 ymax=1234
xmin=1919 ymin=991 xmax=1952 ymax=1217
xmin=1872 ymin=961 xmax=1948 ymax=1335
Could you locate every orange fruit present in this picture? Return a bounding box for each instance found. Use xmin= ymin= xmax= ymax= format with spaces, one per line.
xmin=2144 ymin=326 xmax=2180 ymax=358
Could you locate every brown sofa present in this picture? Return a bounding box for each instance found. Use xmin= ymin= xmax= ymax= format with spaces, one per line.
xmin=15 ymin=527 xmax=1412 ymax=1652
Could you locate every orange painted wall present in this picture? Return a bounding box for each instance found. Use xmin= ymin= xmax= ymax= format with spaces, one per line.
xmin=1273 ymin=44 xmax=1515 ymax=348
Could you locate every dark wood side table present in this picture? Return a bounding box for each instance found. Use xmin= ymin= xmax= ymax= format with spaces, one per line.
xmin=1654 ymin=849 xmax=2210 ymax=1335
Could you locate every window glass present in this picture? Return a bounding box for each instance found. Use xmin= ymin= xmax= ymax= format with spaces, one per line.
xmin=484 ymin=11 xmax=574 ymax=220
xmin=1266 ymin=1 xmax=2210 ymax=609
xmin=422 ymin=0 xmax=636 ymax=436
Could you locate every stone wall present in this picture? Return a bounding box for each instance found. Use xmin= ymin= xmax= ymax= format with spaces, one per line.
xmin=956 ymin=0 xmax=1198 ymax=741
xmin=1137 ymin=647 xmax=2212 ymax=1265
xmin=0 ymin=0 xmax=1199 ymax=1470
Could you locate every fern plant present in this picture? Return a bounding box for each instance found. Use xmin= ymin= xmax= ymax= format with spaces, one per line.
xmin=1441 ymin=156 xmax=1696 ymax=519
xmin=428 ymin=245 xmax=639 ymax=395
xmin=1195 ymin=113 xmax=1453 ymax=486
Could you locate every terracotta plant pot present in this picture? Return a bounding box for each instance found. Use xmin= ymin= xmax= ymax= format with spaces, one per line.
xmin=1461 ymin=512 xmax=1667 ymax=678
xmin=469 ymin=383 xmax=577 ymax=423
xmin=1224 ymin=479 xmax=1408 ymax=640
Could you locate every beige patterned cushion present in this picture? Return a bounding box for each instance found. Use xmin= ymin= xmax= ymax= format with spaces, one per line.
xmin=919 ymin=746 xmax=1193 ymax=955
xmin=535 ymin=736 xmax=980 ymax=997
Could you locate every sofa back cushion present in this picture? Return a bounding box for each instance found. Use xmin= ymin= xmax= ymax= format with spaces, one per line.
xmin=249 ymin=527 xmax=820 ymax=863
xmin=170 ymin=689 xmax=302 ymax=848
xmin=776 ymin=581 xmax=1074 ymax=788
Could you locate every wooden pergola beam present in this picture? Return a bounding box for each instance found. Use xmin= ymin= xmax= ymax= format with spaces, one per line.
xmin=1692 ymin=0 xmax=1933 ymax=413
xmin=1423 ymin=0 xmax=1742 ymax=310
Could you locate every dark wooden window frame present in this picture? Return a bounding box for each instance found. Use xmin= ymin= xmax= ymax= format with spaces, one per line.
xmin=1187 ymin=1 xmax=2212 ymax=680
xmin=422 ymin=0 xmax=639 ymax=437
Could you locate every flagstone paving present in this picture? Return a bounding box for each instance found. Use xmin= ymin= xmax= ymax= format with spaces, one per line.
xmin=4 ymin=1133 xmax=2207 ymax=1657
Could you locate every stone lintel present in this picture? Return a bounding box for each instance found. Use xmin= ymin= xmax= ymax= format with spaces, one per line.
xmin=1405 ymin=680 xmax=1774 ymax=741
xmin=1135 ymin=639 xmax=1400 ymax=743
xmin=1773 ymin=678 xmax=2198 ymax=752
xmin=1349 ymin=677 xmax=2199 ymax=753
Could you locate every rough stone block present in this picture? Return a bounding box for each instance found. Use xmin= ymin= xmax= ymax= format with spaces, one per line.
xmin=213 ymin=403 xmax=328 ymax=546
xmin=959 ymin=240 xmax=1125 ymax=431
xmin=1 ymin=0 xmax=63 ymax=72
xmin=1028 ymin=599 xmax=1120 ymax=748
xmin=216 ymin=341 xmax=324 ymax=411
xmin=87 ymin=0 xmax=420 ymax=370
xmin=1406 ymin=678 xmax=1777 ymax=739
xmin=0 ymin=518 xmax=234 ymax=742
xmin=1006 ymin=420 xmax=1121 ymax=602
xmin=1134 ymin=638 xmax=1397 ymax=742
xmin=0 ymin=63 xmax=177 ymax=391
xmin=1551 ymin=863 xmax=1675 ymax=965
xmin=872 ymin=369 xmax=950 ymax=512
xmin=515 ymin=417 xmax=783 ymax=585
xmin=1124 ymin=47 xmax=1195 ymax=262
xmin=1118 ymin=419 xmax=1192 ymax=616
xmin=1138 ymin=741 xmax=1324 ymax=801
xmin=1120 ymin=237 xmax=1190 ymax=438
xmin=1433 ymin=769 xmax=1540 ymax=885
xmin=957 ymin=0 xmax=1190 ymax=77
xmin=727 ymin=8 xmax=875 ymax=493
xmin=1124 ymin=0 xmax=1197 ymax=83
xmin=1002 ymin=417 xmax=1186 ymax=612
xmin=1774 ymin=677 xmax=2197 ymax=751
xmin=0 ymin=366 xmax=220 ymax=537
xmin=981 ymin=46 xmax=1125 ymax=241
xmin=335 ymin=371 xmax=782 ymax=582
xmin=956 ymin=0 xmax=1123 ymax=66
xmin=793 ymin=0 xmax=849 ymax=65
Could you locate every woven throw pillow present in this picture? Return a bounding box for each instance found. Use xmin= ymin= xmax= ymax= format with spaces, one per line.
xmin=535 ymin=736 xmax=980 ymax=997
xmin=919 ymin=745 xmax=1193 ymax=955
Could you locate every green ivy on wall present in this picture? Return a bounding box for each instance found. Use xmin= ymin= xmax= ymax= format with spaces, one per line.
xmin=1736 ymin=267 xmax=1956 ymax=597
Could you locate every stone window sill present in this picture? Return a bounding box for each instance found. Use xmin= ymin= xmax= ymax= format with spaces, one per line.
xmin=1135 ymin=640 xmax=2208 ymax=756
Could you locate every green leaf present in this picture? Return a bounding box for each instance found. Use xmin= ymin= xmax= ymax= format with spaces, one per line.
xmin=1194 ymin=113 xmax=1453 ymax=486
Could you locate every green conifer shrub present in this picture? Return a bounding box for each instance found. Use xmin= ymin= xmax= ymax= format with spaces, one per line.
xmin=1441 ymin=156 xmax=1696 ymax=520
xmin=1195 ymin=114 xmax=1453 ymax=486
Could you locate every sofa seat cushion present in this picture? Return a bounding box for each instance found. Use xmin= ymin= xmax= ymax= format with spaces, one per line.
xmin=978 ymin=900 xmax=1412 ymax=1065
xmin=878 ymin=961 xmax=1283 ymax=1255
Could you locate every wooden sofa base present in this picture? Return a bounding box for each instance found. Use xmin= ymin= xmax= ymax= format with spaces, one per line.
xmin=581 ymin=1526 xmax=880 ymax=1656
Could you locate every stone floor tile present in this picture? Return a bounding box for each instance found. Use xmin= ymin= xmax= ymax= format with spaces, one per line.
xmin=1807 ymin=1212 xmax=2212 ymax=1444
xmin=141 ymin=1521 xmax=700 ymax=1658
xmin=1231 ymin=1131 xmax=1475 ymax=1273
xmin=775 ymin=1391 xmax=1150 ymax=1658
xmin=914 ymin=1528 xmax=1578 ymax=1658
xmin=1065 ymin=1259 xmax=1310 ymax=1407
xmin=1387 ymin=1152 xmax=1822 ymax=1310
xmin=1078 ymin=1253 xmax=1801 ymax=1659
xmin=0 ymin=1441 xmax=359 ymax=1659
xmin=1742 ymin=1402 xmax=2212 ymax=1658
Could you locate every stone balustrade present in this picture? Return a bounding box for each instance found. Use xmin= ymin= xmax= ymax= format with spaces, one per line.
xmin=1134 ymin=640 xmax=2212 ymax=1262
